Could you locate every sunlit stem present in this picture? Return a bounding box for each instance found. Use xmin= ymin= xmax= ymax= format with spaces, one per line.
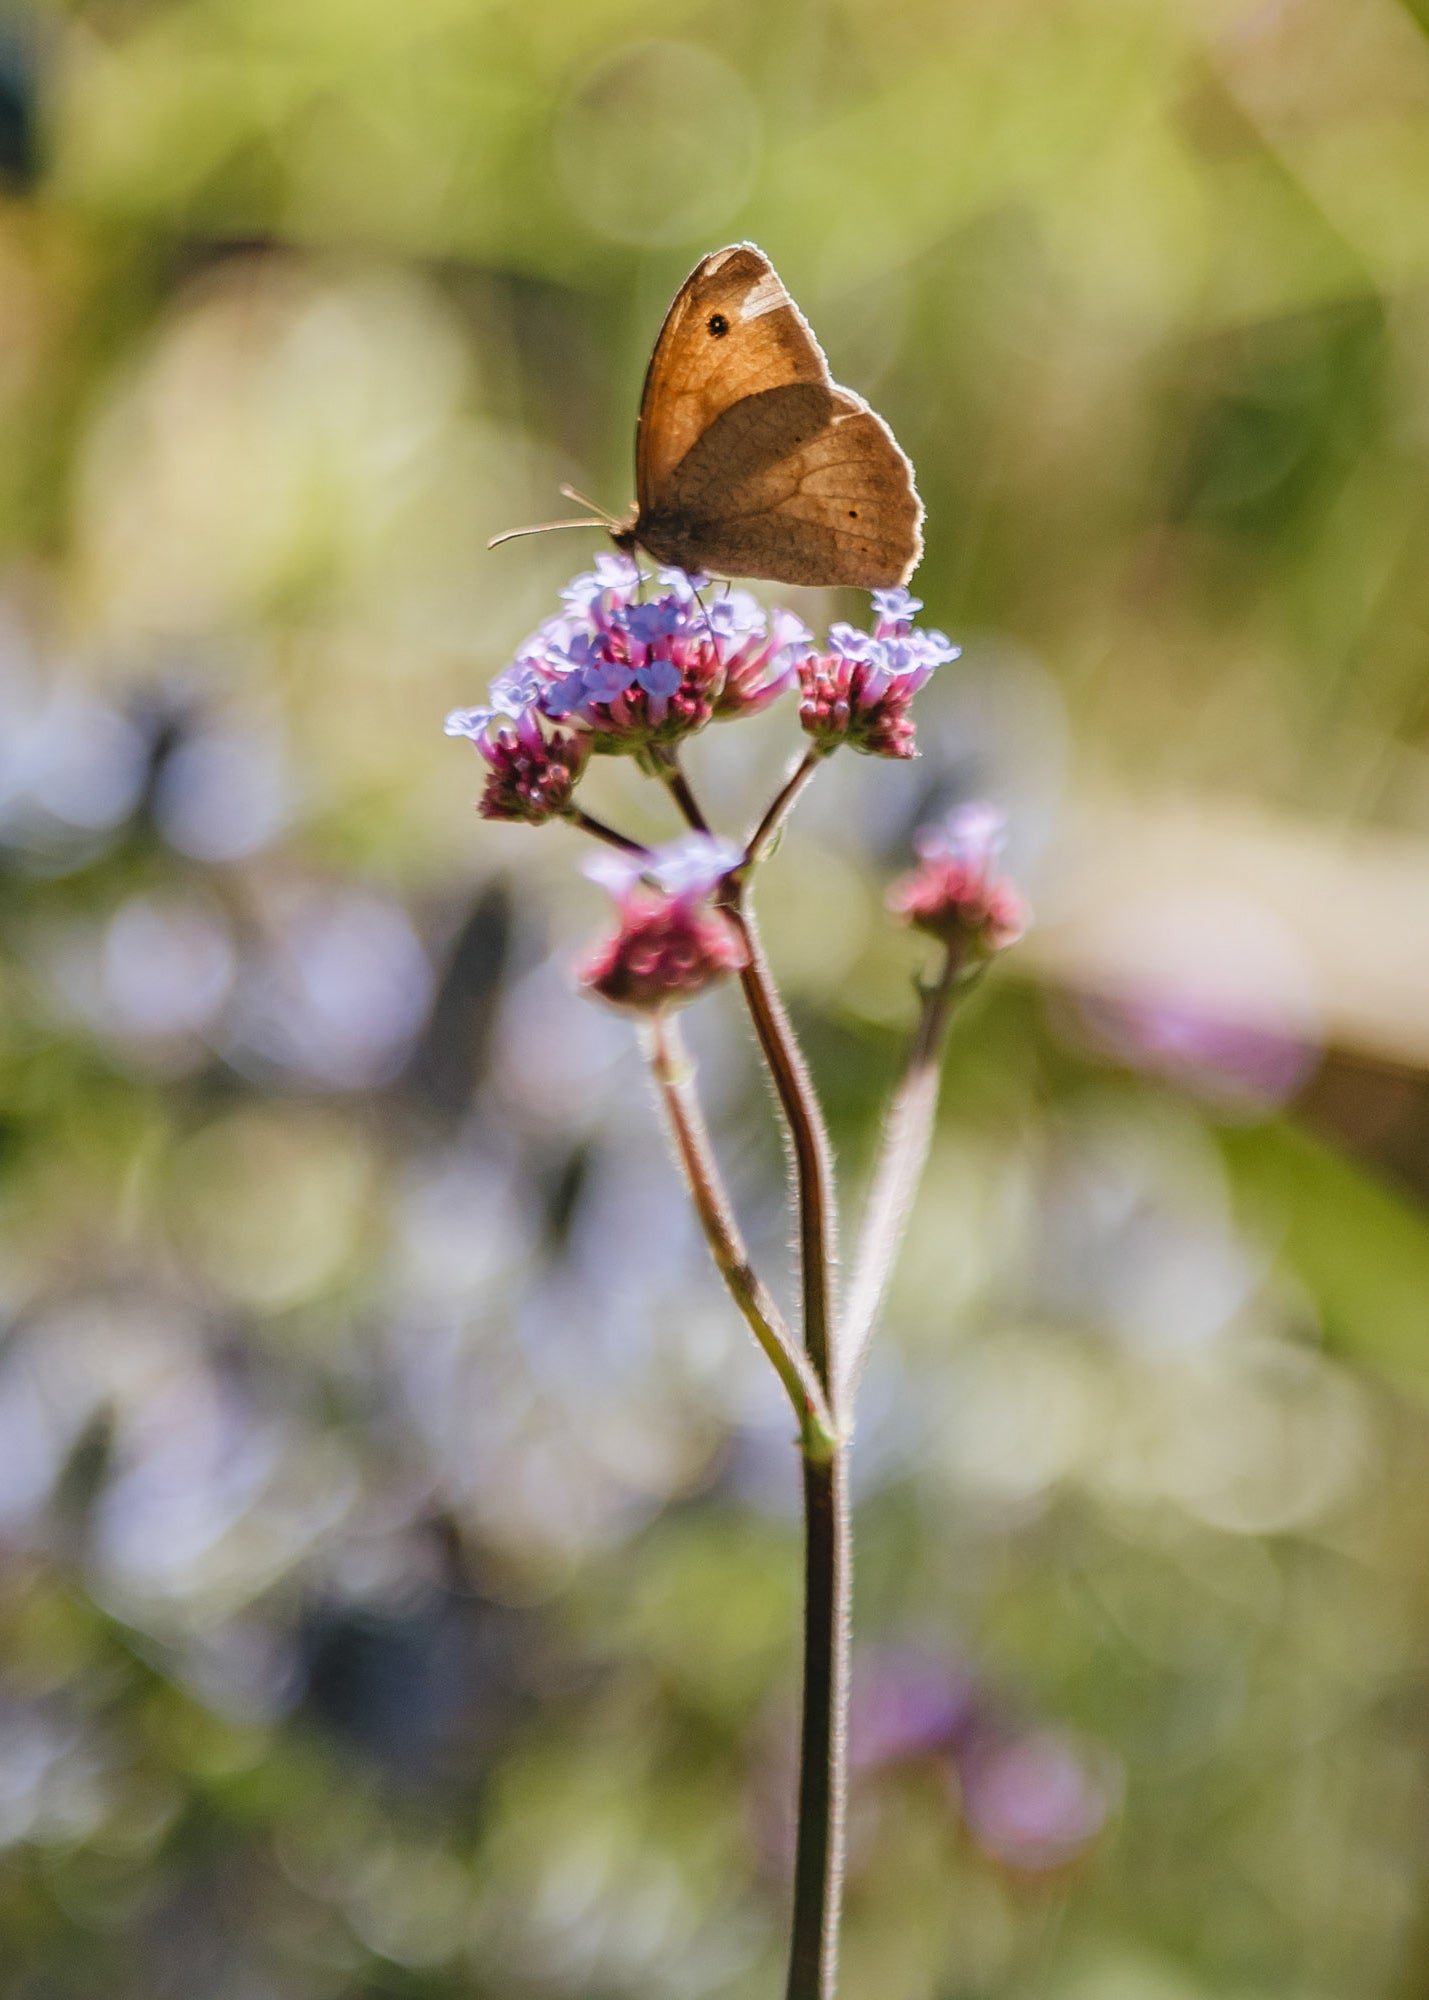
xmin=743 ymin=747 xmax=824 ymax=874
xmin=644 ymin=1013 xmax=836 ymax=1455
xmin=655 ymin=751 xmax=840 ymax=1390
xmin=841 ymin=942 xmax=983 ymax=1402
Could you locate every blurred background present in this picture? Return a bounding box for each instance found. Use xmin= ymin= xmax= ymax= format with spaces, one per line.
xmin=2 ymin=0 xmax=1429 ymax=1994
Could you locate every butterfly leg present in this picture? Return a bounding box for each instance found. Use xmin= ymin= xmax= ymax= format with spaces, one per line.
xmin=689 ymin=579 xmax=718 ymax=651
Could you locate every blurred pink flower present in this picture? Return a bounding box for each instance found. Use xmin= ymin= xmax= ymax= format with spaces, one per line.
xmin=888 ymin=802 xmax=1028 ymax=953
xmin=580 ymin=834 xmax=748 ymax=1012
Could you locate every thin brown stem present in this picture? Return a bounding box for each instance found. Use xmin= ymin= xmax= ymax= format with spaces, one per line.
xmin=654 ymin=749 xmax=713 ymax=836
xmin=841 ymin=943 xmax=977 ymax=1400
xmin=645 ymin=1014 xmax=835 ymax=1452
xmin=727 ymin=902 xmax=839 ymax=1394
xmin=657 ymin=745 xmax=846 ymax=1998
xmin=744 ymin=747 xmax=823 ymax=871
xmin=566 ymin=807 xmax=649 ymax=856
xmin=654 ymin=753 xmax=840 ymax=1394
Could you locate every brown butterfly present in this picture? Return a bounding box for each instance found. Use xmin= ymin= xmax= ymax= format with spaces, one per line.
xmin=493 ymin=243 xmax=923 ymax=589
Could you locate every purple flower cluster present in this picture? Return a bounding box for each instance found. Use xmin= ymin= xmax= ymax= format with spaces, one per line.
xmin=522 ymin=555 xmax=803 ymax=743
xmin=580 ymin=834 xmax=747 ymax=1013
xmin=447 ymin=566 xmax=960 ymax=824
xmin=797 ymin=588 xmax=959 ymax=760
xmin=443 ymin=697 xmax=590 ymax=825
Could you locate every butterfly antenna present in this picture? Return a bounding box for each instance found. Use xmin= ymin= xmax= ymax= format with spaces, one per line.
xmin=487 ymin=518 xmax=605 ymax=549
xmin=558 ymin=483 xmax=620 ymax=529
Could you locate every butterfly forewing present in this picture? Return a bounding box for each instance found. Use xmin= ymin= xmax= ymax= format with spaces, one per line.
xmin=634 ymin=245 xmax=829 ymax=502
xmin=628 ymin=244 xmax=923 ymax=589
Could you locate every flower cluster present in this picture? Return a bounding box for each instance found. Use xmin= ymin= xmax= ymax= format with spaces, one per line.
xmin=519 ymin=556 xmax=805 ymax=748
xmin=580 ymin=834 xmax=748 ymax=1013
xmin=444 ymin=697 xmax=590 ymax=825
xmin=797 ymin=588 xmax=959 ymax=760
xmin=887 ymin=803 xmax=1027 ymax=956
xmin=447 ymin=566 xmax=962 ymax=824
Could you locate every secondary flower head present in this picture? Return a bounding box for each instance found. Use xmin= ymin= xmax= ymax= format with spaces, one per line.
xmin=444 ymin=698 xmax=590 ymax=825
xmin=888 ymin=802 xmax=1027 ymax=955
xmin=580 ymin=833 xmax=748 ymax=1013
xmin=487 ymin=558 xmax=809 ymax=758
xmin=798 ymin=588 xmax=958 ymax=760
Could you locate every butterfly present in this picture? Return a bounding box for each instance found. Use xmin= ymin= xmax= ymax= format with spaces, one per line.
xmin=494 ymin=244 xmax=923 ymax=590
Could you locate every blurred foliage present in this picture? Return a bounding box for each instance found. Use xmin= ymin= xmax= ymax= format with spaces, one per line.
xmin=1 ymin=0 xmax=1429 ymax=1996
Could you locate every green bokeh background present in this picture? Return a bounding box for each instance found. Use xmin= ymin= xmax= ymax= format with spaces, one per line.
xmin=3 ymin=2 xmax=1429 ymax=1995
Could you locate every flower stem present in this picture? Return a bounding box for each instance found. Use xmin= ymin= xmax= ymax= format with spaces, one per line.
xmin=744 ymin=747 xmax=823 ymax=872
xmin=841 ymin=943 xmax=977 ymax=1401
xmin=644 ymin=1013 xmax=835 ymax=1453
xmin=658 ymin=745 xmax=847 ymax=1998
xmin=727 ymin=901 xmax=838 ymax=1391
xmin=566 ymin=807 xmax=649 ymax=855
xmin=655 ymin=751 xmax=712 ymax=836
xmin=788 ymin=1443 xmax=850 ymax=2000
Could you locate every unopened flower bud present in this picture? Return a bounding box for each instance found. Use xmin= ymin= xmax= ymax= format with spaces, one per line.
xmin=887 ymin=803 xmax=1027 ymax=954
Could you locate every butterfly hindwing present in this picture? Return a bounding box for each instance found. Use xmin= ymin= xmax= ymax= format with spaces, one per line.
xmin=640 ymin=385 xmax=923 ymax=588
xmin=629 ymin=244 xmax=923 ymax=589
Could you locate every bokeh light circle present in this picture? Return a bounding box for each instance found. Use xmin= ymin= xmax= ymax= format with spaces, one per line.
xmin=552 ymin=41 xmax=761 ymax=249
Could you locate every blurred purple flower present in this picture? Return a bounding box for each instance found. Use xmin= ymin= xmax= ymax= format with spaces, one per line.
xmin=887 ymin=801 xmax=1027 ymax=954
xmin=957 ymin=1727 xmax=1117 ymax=1875
xmin=580 ymin=834 xmax=747 ymax=1012
xmin=154 ymin=722 xmax=292 ymax=861
xmin=848 ymin=1649 xmax=980 ymax=1769
xmin=797 ymin=590 xmax=957 ymax=760
xmin=1072 ymin=989 xmax=1316 ymax=1108
xmin=229 ymin=887 xmax=435 ymax=1088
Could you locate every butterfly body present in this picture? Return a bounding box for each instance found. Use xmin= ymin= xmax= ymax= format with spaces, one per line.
xmin=613 ymin=244 xmax=923 ymax=590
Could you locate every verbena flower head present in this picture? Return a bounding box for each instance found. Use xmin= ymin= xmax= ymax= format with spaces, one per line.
xmin=888 ymin=802 xmax=1027 ymax=954
xmin=491 ymin=557 xmax=809 ymax=758
xmin=444 ymin=699 xmax=590 ymax=825
xmin=797 ymin=588 xmax=958 ymax=760
xmin=580 ymin=833 xmax=748 ymax=1012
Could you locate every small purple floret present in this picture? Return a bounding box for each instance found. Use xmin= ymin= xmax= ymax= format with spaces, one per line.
xmin=798 ymin=602 xmax=958 ymax=760
xmin=468 ymin=562 xmax=812 ymax=757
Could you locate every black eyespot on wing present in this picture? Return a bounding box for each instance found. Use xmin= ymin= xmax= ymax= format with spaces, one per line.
xmin=707 ymin=313 xmax=729 ymax=337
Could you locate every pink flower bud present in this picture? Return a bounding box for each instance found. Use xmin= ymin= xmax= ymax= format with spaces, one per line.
xmin=887 ymin=804 xmax=1028 ymax=954
xmin=580 ymin=834 xmax=748 ymax=1012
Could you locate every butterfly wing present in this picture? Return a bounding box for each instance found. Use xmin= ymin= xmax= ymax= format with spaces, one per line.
xmin=634 ymin=244 xmax=828 ymax=502
xmin=631 ymin=244 xmax=923 ymax=589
